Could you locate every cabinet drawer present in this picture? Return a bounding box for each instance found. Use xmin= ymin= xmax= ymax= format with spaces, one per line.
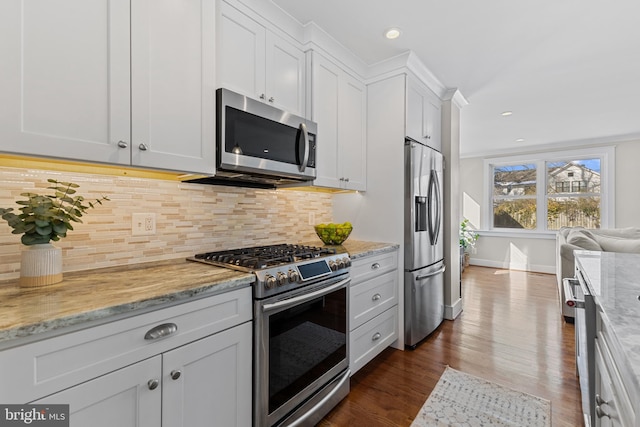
xmin=351 ymin=250 xmax=398 ymax=285
xmin=350 ymin=270 xmax=398 ymax=330
xmin=0 ymin=287 xmax=252 ymax=403
xmin=596 ymin=332 xmax=636 ymax=426
xmin=349 ymin=307 xmax=398 ymax=375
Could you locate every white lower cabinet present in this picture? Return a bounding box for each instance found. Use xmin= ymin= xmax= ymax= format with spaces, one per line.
xmin=33 ymin=356 xmax=162 ymax=427
xmin=349 ymin=249 xmax=398 ymax=375
xmin=2 ymin=287 xmax=252 ymax=427
xmin=594 ymin=310 xmax=637 ymax=427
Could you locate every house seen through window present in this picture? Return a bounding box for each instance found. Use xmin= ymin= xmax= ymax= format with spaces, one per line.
xmin=487 ymin=150 xmax=610 ymax=232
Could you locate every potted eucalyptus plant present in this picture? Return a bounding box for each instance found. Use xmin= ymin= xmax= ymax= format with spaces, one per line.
xmin=459 ymin=219 xmax=479 ymax=272
xmin=0 ymin=179 xmax=109 ymax=287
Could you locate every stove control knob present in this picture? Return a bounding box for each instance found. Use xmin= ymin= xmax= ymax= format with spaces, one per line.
xmin=337 ymin=258 xmax=345 ymax=269
xmin=328 ymin=260 xmax=338 ymax=271
xmin=343 ymin=257 xmax=351 ymax=267
xmin=264 ymin=274 xmax=277 ymax=290
xmin=288 ymin=269 xmax=300 ymax=283
xmin=276 ymin=272 xmax=288 ymax=286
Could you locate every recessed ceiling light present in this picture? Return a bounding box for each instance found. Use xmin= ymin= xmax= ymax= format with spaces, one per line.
xmin=384 ymin=28 xmax=401 ymax=40
xmin=501 ymin=111 xmax=513 ymax=116
xmin=515 ymin=138 xmax=525 ymax=142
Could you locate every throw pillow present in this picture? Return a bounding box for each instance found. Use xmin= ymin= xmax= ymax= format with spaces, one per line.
xmin=567 ymin=230 xmax=601 ymax=251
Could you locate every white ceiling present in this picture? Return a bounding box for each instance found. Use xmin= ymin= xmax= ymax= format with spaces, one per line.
xmin=271 ymin=0 xmax=640 ymax=157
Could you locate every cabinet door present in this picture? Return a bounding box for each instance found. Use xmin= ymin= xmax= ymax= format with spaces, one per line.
xmin=406 ymin=76 xmax=442 ymax=151
xmin=0 ymin=0 xmax=130 ymax=164
xmin=338 ymin=74 xmax=367 ymax=191
xmin=33 ymin=356 xmax=161 ymax=427
xmin=162 ymin=322 xmax=252 ymax=427
xmin=266 ymin=32 xmax=306 ymax=116
xmin=131 ymin=0 xmax=215 ymax=174
xmin=311 ymin=53 xmax=342 ymax=189
xmin=217 ymin=2 xmax=266 ymax=101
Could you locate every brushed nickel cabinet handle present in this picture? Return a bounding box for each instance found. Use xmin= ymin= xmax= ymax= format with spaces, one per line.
xmin=117 ymin=140 xmax=128 ymax=148
xmin=144 ymin=323 xmax=178 ymax=340
xmin=372 ymin=332 xmax=381 ymax=341
xmin=170 ymin=370 xmax=182 ymax=380
xmin=372 ymin=293 xmax=381 ymax=301
xmin=147 ymin=379 xmax=159 ymax=390
xmin=138 ymin=143 xmax=149 ymax=151
xmin=371 ymin=263 xmax=380 ymax=270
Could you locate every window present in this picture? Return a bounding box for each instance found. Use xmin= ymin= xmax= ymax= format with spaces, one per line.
xmin=484 ymin=147 xmax=614 ymax=233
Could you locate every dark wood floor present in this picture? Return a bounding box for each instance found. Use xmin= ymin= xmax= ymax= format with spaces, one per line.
xmin=319 ymin=266 xmax=582 ymax=426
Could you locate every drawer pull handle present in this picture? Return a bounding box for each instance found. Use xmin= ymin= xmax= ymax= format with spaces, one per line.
xmin=170 ymin=370 xmax=182 ymax=380
xmin=371 ymin=263 xmax=380 ymax=270
xmin=372 ymin=293 xmax=381 ymax=301
xmin=372 ymin=332 xmax=381 ymax=341
xmin=147 ymin=379 xmax=159 ymax=390
xmin=595 ymin=394 xmax=609 ymax=406
xmin=144 ymin=323 xmax=178 ymax=340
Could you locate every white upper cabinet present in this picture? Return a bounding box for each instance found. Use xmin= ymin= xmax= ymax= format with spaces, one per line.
xmin=310 ymin=52 xmax=366 ymax=191
xmin=217 ymin=1 xmax=306 ymax=117
xmin=406 ymin=74 xmax=442 ymax=151
xmin=131 ymin=0 xmax=215 ymax=173
xmin=0 ymin=0 xmax=215 ymax=174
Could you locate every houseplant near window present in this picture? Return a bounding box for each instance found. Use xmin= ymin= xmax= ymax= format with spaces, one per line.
xmin=459 ymin=219 xmax=479 ymax=271
xmin=0 ymin=179 xmax=109 ymax=287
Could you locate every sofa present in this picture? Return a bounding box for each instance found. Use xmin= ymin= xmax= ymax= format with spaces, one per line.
xmin=556 ymin=226 xmax=640 ymax=321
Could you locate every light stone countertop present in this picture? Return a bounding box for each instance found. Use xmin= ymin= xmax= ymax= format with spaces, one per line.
xmin=304 ymin=239 xmax=400 ymax=260
xmin=574 ymin=250 xmax=640 ymax=403
xmin=0 ymin=259 xmax=254 ymax=346
xmin=0 ymin=239 xmax=398 ymax=348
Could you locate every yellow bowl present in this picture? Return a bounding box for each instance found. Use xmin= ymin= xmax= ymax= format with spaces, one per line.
xmin=314 ymin=223 xmax=353 ymax=245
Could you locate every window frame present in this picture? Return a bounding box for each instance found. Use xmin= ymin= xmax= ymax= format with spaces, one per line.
xmin=483 ymin=146 xmax=615 ymax=236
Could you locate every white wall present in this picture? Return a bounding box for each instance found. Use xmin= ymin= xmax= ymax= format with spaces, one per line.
xmin=460 ymin=139 xmax=640 ymax=273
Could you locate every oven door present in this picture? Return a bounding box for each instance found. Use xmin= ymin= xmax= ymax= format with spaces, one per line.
xmin=254 ymin=276 xmax=350 ymax=427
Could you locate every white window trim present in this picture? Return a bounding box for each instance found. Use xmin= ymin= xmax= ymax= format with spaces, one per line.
xmin=482 ymin=146 xmax=615 ymax=235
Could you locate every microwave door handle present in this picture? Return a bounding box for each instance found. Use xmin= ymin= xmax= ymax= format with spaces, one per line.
xmin=298 ymin=122 xmax=309 ymax=172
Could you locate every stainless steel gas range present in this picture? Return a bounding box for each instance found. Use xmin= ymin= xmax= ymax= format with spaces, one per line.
xmin=189 ymin=244 xmax=351 ymax=427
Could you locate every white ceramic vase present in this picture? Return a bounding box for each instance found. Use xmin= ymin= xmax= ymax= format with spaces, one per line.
xmin=19 ymin=243 xmax=63 ymax=287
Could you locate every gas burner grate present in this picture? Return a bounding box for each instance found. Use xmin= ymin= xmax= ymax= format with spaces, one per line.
xmin=193 ymin=244 xmax=336 ymax=270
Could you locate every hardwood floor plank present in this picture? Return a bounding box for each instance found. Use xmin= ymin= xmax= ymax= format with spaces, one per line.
xmin=319 ymin=266 xmax=582 ymax=426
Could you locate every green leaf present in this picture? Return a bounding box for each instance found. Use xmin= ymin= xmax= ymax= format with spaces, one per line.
xmin=35 ymin=225 xmax=53 ymax=236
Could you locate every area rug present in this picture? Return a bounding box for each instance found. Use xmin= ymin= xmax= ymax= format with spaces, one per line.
xmin=411 ymin=367 xmax=551 ymax=427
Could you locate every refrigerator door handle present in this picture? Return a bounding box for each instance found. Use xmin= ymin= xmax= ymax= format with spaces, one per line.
xmin=427 ymin=170 xmax=441 ymax=245
xmin=416 ymin=265 xmax=446 ymax=281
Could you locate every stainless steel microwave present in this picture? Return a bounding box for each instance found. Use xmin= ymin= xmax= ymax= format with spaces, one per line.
xmin=189 ymin=88 xmax=317 ymax=188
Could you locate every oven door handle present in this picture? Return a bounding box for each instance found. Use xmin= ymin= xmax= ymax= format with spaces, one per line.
xmin=262 ymin=277 xmax=350 ymax=313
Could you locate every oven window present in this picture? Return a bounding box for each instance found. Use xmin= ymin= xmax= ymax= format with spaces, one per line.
xmin=268 ymin=287 xmax=347 ymax=414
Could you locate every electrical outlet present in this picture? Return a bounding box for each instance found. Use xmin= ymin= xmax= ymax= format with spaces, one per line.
xmin=132 ymin=213 xmax=156 ymax=236
xmin=308 ymin=212 xmax=315 ymax=225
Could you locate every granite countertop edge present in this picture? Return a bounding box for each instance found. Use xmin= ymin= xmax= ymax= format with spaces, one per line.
xmin=0 ymin=259 xmax=254 ymax=346
xmin=0 ymin=240 xmax=399 ymax=347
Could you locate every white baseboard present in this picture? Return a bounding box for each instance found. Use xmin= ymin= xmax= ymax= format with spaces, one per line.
xmin=444 ymin=297 xmax=462 ymax=320
xmin=469 ymin=258 xmax=555 ymax=274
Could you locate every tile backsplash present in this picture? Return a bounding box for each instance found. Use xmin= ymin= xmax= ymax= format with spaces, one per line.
xmin=0 ymin=167 xmax=333 ymax=281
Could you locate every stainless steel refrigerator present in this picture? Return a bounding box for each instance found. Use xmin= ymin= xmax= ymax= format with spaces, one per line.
xmin=404 ymin=138 xmax=445 ymax=348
